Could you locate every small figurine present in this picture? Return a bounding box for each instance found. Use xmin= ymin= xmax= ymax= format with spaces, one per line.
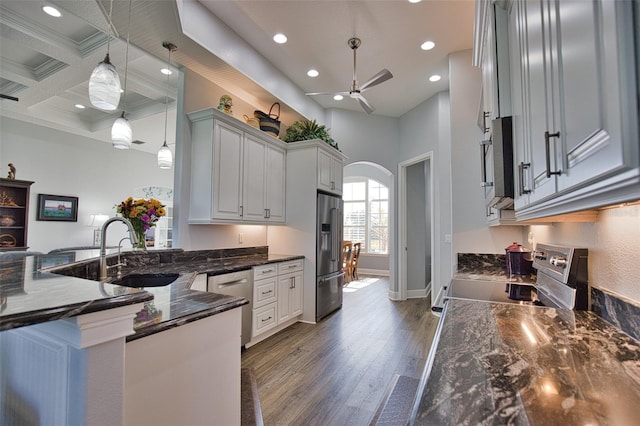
xmin=7 ymin=163 xmax=15 ymax=180
xmin=217 ymin=95 xmax=233 ymax=115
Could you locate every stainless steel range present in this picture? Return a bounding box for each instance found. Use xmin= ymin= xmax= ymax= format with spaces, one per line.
xmin=532 ymin=243 xmax=588 ymax=310
xmin=444 ymin=243 xmax=588 ymax=310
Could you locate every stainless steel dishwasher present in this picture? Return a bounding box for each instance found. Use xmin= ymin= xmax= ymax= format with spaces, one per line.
xmin=207 ymin=270 xmax=253 ymax=347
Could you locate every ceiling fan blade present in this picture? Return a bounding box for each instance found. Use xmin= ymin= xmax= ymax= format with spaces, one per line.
xmin=305 ymin=91 xmax=349 ymax=96
xmin=359 ymin=68 xmax=393 ymax=92
xmin=353 ymin=93 xmax=375 ymax=114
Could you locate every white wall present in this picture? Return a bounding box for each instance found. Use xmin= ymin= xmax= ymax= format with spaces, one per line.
xmin=449 ymin=50 xmax=524 ymax=259
xmin=0 ymin=117 xmax=172 ymax=253
xmin=399 ymin=91 xmax=451 ymax=301
xmin=525 ymin=204 xmax=640 ymax=303
xmin=175 ymin=68 xmax=269 ymax=250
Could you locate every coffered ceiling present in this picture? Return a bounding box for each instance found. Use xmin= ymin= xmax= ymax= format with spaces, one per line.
xmin=0 ymin=0 xmax=475 ymax=150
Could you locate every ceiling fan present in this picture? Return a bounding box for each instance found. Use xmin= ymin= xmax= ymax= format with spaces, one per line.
xmin=306 ymin=37 xmax=393 ymax=114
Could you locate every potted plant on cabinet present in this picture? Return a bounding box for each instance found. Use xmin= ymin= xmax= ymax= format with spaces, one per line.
xmin=281 ymin=119 xmax=340 ymax=151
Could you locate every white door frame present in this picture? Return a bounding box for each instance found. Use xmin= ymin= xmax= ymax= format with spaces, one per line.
xmin=397 ymin=152 xmax=434 ymax=301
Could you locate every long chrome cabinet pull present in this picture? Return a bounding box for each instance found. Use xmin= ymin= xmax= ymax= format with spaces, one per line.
xmin=483 ymin=111 xmax=490 ymax=133
xmin=544 ymin=131 xmax=562 ymax=178
xmin=518 ymin=162 xmax=531 ymax=195
xmin=479 ymin=139 xmax=493 ymax=187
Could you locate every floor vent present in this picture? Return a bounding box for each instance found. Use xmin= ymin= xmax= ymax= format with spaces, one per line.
xmin=370 ymin=374 xmax=420 ymax=425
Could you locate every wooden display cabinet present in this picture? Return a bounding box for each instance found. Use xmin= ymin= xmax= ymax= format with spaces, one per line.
xmin=0 ymin=178 xmax=34 ymax=251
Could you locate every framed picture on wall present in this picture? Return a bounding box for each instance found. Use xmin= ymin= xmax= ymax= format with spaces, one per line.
xmin=37 ymin=194 xmax=78 ymax=222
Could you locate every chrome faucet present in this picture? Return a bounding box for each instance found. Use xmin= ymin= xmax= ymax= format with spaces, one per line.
xmin=99 ymin=217 xmax=138 ymax=281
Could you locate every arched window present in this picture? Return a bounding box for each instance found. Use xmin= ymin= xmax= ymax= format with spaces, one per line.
xmin=343 ymin=178 xmax=389 ymax=254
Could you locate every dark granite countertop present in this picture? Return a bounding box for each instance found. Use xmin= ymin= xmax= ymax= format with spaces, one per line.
xmin=411 ymin=299 xmax=640 ymax=425
xmin=0 ymin=249 xmax=304 ymax=340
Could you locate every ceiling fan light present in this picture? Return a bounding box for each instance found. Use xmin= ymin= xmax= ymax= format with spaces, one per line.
xmin=333 ymin=95 xmax=344 ymax=101
xmin=89 ymin=54 xmax=121 ymax=111
xmin=112 ymin=112 xmax=132 ymax=149
xmin=307 ymin=69 xmax=319 ymax=77
xmin=158 ymin=142 xmax=172 ymax=169
xmin=429 ymin=74 xmax=441 ymax=82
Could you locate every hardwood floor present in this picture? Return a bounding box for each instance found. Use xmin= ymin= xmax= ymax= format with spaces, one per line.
xmin=241 ymin=277 xmax=439 ymax=425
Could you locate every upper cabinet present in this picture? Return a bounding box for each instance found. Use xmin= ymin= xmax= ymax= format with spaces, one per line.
xmin=317 ymin=148 xmax=344 ymax=196
xmin=475 ymin=0 xmax=512 ymax=129
xmin=187 ymin=108 xmax=286 ymax=224
xmin=504 ymin=0 xmax=639 ymax=219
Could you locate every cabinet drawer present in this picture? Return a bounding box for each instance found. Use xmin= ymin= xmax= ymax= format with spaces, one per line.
xmin=277 ymin=259 xmax=304 ymax=275
xmin=254 ymin=277 xmax=277 ymax=308
xmin=253 ymin=264 xmax=277 ymax=280
xmin=252 ymin=303 xmax=277 ymax=336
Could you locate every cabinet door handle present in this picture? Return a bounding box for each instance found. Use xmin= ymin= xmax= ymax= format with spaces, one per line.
xmin=331 ymin=181 xmax=335 ymax=190
xmin=240 ymin=205 xmax=243 ymax=217
xmin=261 ymin=289 xmax=273 ymax=295
xmin=267 ymin=208 xmax=270 ymax=218
xmin=479 ymin=139 xmax=493 ymax=188
xmin=544 ymin=131 xmax=562 ymax=178
xmin=290 ymin=276 xmax=295 ymax=289
xmin=518 ymin=162 xmax=531 ymax=195
xmin=483 ymin=111 xmax=490 ymax=133
xmin=261 ymin=316 xmax=272 ymax=323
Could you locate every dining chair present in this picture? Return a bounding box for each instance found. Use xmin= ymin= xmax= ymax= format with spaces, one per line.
xmin=342 ymin=241 xmax=353 ymax=283
xmin=350 ymin=242 xmax=361 ymax=281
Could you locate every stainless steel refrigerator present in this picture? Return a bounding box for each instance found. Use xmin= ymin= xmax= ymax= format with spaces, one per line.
xmin=316 ymin=192 xmax=345 ymax=321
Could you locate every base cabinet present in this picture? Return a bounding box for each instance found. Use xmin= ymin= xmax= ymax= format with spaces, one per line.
xmin=249 ymin=259 xmax=304 ymax=345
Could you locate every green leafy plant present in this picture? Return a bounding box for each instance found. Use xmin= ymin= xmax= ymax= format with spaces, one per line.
xmin=282 ymin=119 xmax=339 ymax=150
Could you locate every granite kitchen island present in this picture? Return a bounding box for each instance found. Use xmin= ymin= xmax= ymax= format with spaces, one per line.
xmin=410 ymin=299 xmax=640 ymax=425
xmin=0 ymin=247 xmax=301 ymax=425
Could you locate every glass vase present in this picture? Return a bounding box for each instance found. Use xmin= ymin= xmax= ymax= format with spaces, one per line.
xmin=133 ymin=230 xmax=147 ymax=250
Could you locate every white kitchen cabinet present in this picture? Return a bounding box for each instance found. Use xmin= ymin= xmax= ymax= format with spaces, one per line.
xmin=507 ymin=0 xmax=639 ymax=219
xmin=475 ymin=0 xmax=511 ymax=125
xmin=249 ymin=259 xmax=304 ymax=345
xmin=277 ymin=260 xmax=304 ymax=323
xmin=317 ymin=146 xmax=344 ymax=196
xmin=187 ymin=108 xmax=287 ymax=224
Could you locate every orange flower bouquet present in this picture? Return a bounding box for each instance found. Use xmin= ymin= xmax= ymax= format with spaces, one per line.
xmin=116 ymin=197 xmax=166 ymax=248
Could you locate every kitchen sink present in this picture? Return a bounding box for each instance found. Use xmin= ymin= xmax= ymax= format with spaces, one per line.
xmin=111 ymin=273 xmax=180 ymax=288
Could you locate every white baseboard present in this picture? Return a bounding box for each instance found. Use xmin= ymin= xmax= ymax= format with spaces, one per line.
xmin=358 ymin=268 xmax=389 ymax=276
xmin=387 ymin=290 xmax=401 ymax=300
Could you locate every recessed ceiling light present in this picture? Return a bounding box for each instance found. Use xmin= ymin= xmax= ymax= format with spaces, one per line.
xmin=161 ymin=68 xmax=172 ymax=75
xmin=307 ymin=69 xmax=319 ymax=77
xmin=421 ymin=41 xmax=435 ymax=51
xmin=408 ymin=0 xmax=422 ymax=3
xmin=75 ymin=104 xmax=85 ymax=109
xmin=333 ymin=95 xmax=344 ymax=101
xmin=42 ymin=6 xmax=62 ymax=17
xmin=273 ymin=33 xmax=287 ymax=44
xmin=429 ymin=74 xmax=441 ymax=82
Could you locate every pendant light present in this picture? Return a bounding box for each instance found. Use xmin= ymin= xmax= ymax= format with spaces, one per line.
xmin=158 ymin=41 xmax=177 ymax=169
xmin=112 ymin=0 xmax=133 ymax=149
xmin=89 ymin=0 xmax=121 ymax=111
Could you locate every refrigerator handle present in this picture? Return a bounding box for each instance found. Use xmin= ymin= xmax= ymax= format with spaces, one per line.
xmin=330 ymin=207 xmax=338 ymax=262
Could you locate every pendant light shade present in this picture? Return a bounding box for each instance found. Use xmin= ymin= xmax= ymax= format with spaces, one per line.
xmin=111 ymin=0 xmax=133 ymax=149
xmin=112 ymin=112 xmax=132 ymax=149
xmin=158 ymin=141 xmax=172 ymax=169
xmin=89 ymin=54 xmax=121 ymax=110
xmin=158 ymin=41 xmax=177 ymax=169
xmin=89 ymin=1 xmax=121 ymax=111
